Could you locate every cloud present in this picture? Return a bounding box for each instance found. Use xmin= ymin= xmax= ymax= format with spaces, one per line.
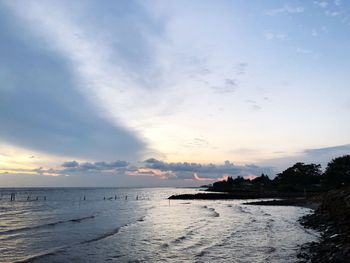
xmin=303 ymin=144 xmax=350 ymax=161
xmin=266 ymin=5 xmax=305 ymax=16
xmin=260 ymin=144 xmax=350 ymax=171
xmin=236 ymin=63 xmax=247 ymax=75
xmin=264 ymin=32 xmax=288 ymax=41
xmin=335 ymin=0 xmax=342 ymax=6
xmin=212 ymin=78 xmax=238 ymax=93
xmin=325 ymin=11 xmax=341 ymax=17
xmin=296 ymin=48 xmax=312 ymax=54
xmin=0 ymin=1 xmax=147 ymax=161
xmin=61 ymin=160 xmax=130 ymax=172
xmin=7 ymin=143 xmax=348 ymax=185
xmin=182 ymin=138 xmax=209 ymax=149
xmin=192 ymin=172 xmax=228 ymax=182
xmin=1 ymin=160 xmax=131 ymax=178
xmin=127 ymin=168 xmax=176 ymax=179
xmin=62 ymin=161 xmax=79 ymax=168
xmin=296 ymin=47 xmax=319 ymax=59
xmin=313 ymin=1 xmax=328 ymax=8
xmin=1 ymin=157 xmax=274 ymax=186
xmin=141 ymin=158 xmax=273 ymax=180
xmin=245 ymin=100 xmax=262 ymax=111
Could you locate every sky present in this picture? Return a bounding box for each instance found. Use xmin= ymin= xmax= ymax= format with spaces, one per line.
xmin=0 ymin=0 xmax=350 ymax=187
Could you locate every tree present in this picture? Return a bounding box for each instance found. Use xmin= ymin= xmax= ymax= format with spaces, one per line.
xmin=251 ymin=173 xmax=271 ymax=185
xmin=273 ymin=162 xmax=322 ymax=191
xmin=323 ymin=155 xmax=350 ymax=189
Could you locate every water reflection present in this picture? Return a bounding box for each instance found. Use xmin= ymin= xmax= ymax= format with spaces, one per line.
xmin=0 ymin=188 xmax=318 ymax=262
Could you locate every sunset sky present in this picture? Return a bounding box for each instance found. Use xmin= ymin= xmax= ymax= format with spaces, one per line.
xmin=1 ymin=0 xmax=349 ymax=186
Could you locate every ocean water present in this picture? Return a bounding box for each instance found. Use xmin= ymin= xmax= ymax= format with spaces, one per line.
xmin=0 ymin=188 xmax=318 ymax=263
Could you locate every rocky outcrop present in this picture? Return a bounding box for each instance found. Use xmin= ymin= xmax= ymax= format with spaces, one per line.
xmin=299 ymin=187 xmax=350 ymax=262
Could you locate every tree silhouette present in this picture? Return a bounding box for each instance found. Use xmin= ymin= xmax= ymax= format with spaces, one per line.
xmin=251 ymin=173 xmax=271 ymax=185
xmin=323 ymin=155 xmax=350 ymax=189
xmin=273 ymin=162 xmax=322 ymax=191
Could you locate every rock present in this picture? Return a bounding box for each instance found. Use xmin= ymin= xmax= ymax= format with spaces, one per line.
xmin=298 ymin=187 xmax=350 ymax=263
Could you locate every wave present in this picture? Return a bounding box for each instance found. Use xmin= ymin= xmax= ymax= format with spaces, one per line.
xmin=80 ymin=227 xmax=121 ymax=244
xmin=208 ymin=208 xmax=220 ymax=217
xmin=13 ymin=246 xmax=67 ymax=263
xmin=81 ymin=215 xmax=146 ymax=244
xmin=173 ymin=235 xmax=188 ymax=244
xmin=13 ymin=215 xmax=146 ymax=262
xmin=162 ymin=219 xmax=209 ymax=249
xmin=265 ymin=218 xmax=274 ymax=230
xmin=0 ymin=215 xmax=95 ymax=237
xmin=261 ymin=211 xmax=272 ymax=216
xmin=201 ymin=205 xmax=220 ymax=217
xmin=235 ymin=205 xmax=252 ymax=214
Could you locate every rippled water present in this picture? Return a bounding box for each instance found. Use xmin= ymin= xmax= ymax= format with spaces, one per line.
xmin=0 ymin=188 xmax=318 ymax=262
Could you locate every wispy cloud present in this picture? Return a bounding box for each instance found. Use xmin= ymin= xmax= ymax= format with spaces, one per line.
xmin=212 ymin=78 xmax=238 ymax=93
xmin=296 ymin=48 xmax=313 ymax=54
xmin=266 ymin=5 xmax=305 ymax=16
xmin=264 ymin=32 xmax=288 ymax=41
xmin=335 ymin=0 xmax=342 ymax=6
xmin=235 ymin=63 xmax=247 ymax=75
xmin=245 ymin=100 xmax=262 ymax=111
xmin=313 ymin=1 xmax=329 ymax=8
xmin=296 ymin=47 xmax=319 ymax=59
xmin=182 ymin=138 xmax=210 ymax=149
xmin=325 ymin=10 xmax=341 ymax=17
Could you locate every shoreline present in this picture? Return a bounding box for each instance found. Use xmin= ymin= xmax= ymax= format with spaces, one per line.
xmin=243 ymin=198 xmax=320 ymax=210
xmin=168 ymin=191 xmax=319 ymax=200
xmin=298 ymin=188 xmax=350 ymax=262
xmin=169 ymin=189 xmax=350 ymax=262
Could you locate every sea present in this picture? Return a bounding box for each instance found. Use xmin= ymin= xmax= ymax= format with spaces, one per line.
xmin=0 ymin=188 xmax=319 ymax=263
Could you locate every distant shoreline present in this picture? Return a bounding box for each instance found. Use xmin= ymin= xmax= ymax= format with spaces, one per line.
xmin=168 ymin=191 xmax=319 ymax=200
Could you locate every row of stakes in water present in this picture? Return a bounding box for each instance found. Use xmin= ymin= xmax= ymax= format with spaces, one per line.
xmin=103 ymin=195 xmax=145 ymax=200
xmin=5 ymin=193 xmax=46 ymax=201
xmin=4 ymin=194 xmax=146 ymax=201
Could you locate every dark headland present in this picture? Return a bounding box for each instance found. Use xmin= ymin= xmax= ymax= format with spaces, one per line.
xmin=168 ymin=156 xmax=350 ymax=262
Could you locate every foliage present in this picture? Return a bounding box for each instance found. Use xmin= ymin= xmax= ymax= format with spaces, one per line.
xmin=323 ymin=155 xmax=350 ymax=189
xmin=273 ymin=162 xmax=322 ymax=191
xmin=251 ymin=173 xmax=271 ymax=186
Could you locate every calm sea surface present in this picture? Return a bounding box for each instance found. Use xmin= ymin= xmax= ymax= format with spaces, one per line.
xmin=0 ymin=188 xmax=318 ymax=263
